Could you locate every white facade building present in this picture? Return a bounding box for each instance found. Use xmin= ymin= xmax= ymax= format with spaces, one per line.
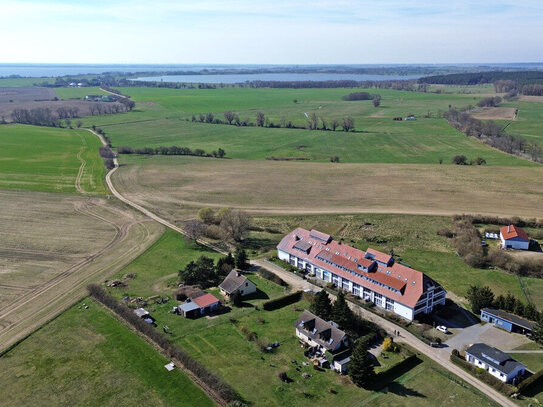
xmin=277 ymin=228 xmax=446 ymax=321
xmin=465 ymin=343 xmax=525 ymax=383
xmin=500 ymin=225 xmax=530 ymax=250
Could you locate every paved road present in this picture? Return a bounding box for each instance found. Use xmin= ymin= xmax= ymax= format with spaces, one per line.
xmin=91 ymin=131 xmax=516 ymax=407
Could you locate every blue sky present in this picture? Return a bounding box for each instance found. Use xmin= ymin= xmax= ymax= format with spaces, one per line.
xmin=1 ymin=0 xmax=542 ymax=64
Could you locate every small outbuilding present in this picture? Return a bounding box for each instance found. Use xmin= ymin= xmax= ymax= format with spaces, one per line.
xmin=175 ymin=293 xmax=221 ymax=318
xmin=465 ymin=343 xmax=525 ymax=383
xmin=500 ymin=225 xmax=530 ymax=250
xmin=133 ymin=308 xmax=150 ymax=318
xmin=219 ymin=270 xmax=257 ymax=299
xmin=481 ymin=308 xmax=534 ymax=335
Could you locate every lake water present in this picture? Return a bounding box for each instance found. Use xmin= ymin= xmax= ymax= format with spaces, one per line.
xmin=0 ymin=64 xmax=421 ymax=82
xmin=130 ymin=73 xmax=421 ymax=84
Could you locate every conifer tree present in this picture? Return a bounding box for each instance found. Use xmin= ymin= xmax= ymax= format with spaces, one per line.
xmin=349 ymin=337 xmax=375 ymax=388
xmin=332 ymin=291 xmax=354 ymax=331
xmin=310 ymin=290 xmax=332 ymax=320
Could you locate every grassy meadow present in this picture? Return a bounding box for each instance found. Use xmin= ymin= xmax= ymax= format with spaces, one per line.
xmin=0 ymin=298 xmax=215 ymax=407
xmin=0 ymin=124 xmax=107 ymax=193
xmin=79 ymin=86 xmax=536 ymax=165
xmin=102 ymin=228 xmax=498 ymax=407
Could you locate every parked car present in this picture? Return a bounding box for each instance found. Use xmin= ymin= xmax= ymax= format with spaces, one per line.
xmin=436 ymin=325 xmax=449 ymax=334
xmin=481 ymin=240 xmax=488 ymax=247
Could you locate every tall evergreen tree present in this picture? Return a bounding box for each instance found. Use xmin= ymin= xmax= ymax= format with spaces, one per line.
xmin=310 ymin=290 xmax=332 ymax=320
xmin=514 ymin=301 xmax=525 ymax=317
xmin=467 ymin=285 xmax=494 ymax=315
xmin=332 ymin=291 xmax=354 ymax=331
xmin=532 ymin=317 xmax=543 ymax=345
xmin=494 ymin=294 xmax=506 ymax=310
xmin=349 ymin=337 xmax=375 ymax=388
xmin=524 ymin=303 xmax=540 ymax=321
xmin=234 ymin=248 xmax=249 ymax=270
xmin=504 ymin=293 xmax=517 ymax=312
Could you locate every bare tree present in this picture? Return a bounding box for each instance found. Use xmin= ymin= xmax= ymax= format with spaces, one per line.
xmin=331 ymin=118 xmax=339 ymax=131
xmin=224 ymin=111 xmax=236 ymax=124
xmin=256 ymin=112 xmax=265 ymax=127
xmin=220 ymin=209 xmax=252 ymax=242
xmin=308 ymin=113 xmax=318 ymax=130
xmin=320 ymin=117 xmax=328 ymax=130
xmin=184 ymin=219 xmax=206 ymax=240
xmin=342 ymin=116 xmax=354 ymax=132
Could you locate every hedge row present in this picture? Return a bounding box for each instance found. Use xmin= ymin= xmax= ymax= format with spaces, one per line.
xmin=87 ymin=284 xmax=241 ymax=403
xmin=517 ymin=367 xmax=543 ymax=394
xmin=262 ymin=291 xmax=303 ymax=311
xmin=449 ymin=352 xmax=516 ymax=396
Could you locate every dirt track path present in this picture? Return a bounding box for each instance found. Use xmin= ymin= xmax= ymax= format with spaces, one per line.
xmin=74 ymin=133 xmax=88 ymax=194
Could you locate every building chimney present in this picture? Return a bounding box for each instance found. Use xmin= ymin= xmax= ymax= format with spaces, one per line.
xmin=237 ymin=271 xmax=241 ymax=277
xmin=508 ymin=225 xmax=511 ymax=233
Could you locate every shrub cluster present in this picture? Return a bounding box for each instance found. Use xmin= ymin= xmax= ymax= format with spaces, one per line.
xmin=262 ymin=291 xmax=302 ymax=311
xmin=117 ymin=145 xmax=226 ymax=158
xmin=87 ymin=284 xmax=241 ymax=403
xmin=517 ymin=368 xmax=543 ymax=394
xmin=258 ymin=268 xmax=288 ymax=287
xmin=342 ymin=92 xmax=376 ymax=101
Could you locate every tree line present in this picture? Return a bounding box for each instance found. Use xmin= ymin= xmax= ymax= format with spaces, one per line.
xmin=117 ymin=145 xmax=226 ymax=158
xmin=418 ymin=71 xmax=543 ymax=87
xmin=86 ymin=284 xmax=242 ymax=403
xmin=191 ymin=110 xmax=357 ymax=132
xmin=443 ymin=107 xmax=542 ymax=162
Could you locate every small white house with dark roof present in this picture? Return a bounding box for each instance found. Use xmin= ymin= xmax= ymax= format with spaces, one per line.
xmin=219 ymin=270 xmax=257 ymax=299
xmin=294 ymin=310 xmax=350 ymax=353
xmin=465 ymin=343 xmax=525 ymax=383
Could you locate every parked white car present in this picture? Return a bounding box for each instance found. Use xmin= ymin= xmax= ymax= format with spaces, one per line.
xmin=436 ymin=325 xmax=449 ymax=334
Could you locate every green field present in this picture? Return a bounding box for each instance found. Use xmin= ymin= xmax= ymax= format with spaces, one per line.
xmin=503 ymin=100 xmax=543 ymax=144
xmin=0 ymin=298 xmax=215 ymax=407
xmin=0 ymin=124 xmax=107 ymax=193
xmin=107 ymin=229 xmax=223 ymax=299
xmin=78 ymin=86 xmax=534 ymax=165
xmin=0 ymin=77 xmax=55 ymax=87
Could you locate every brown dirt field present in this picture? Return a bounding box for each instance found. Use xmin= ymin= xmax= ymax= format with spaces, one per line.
xmin=0 ymin=87 xmax=57 ymax=103
xmin=111 ymin=156 xmax=543 ymax=220
xmin=0 ymin=189 xmax=164 ymax=351
xmin=518 ymin=95 xmax=543 ymax=103
xmin=470 ymin=107 xmax=517 ymax=120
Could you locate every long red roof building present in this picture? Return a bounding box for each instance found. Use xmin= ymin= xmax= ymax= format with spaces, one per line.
xmin=277 ymin=228 xmax=446 ymax=321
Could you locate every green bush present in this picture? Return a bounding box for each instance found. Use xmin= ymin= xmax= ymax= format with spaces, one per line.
xmin=517 ymin=368 xmax=543 ymax=394
xmin=262 ymin=291 xmax=302 ymax=311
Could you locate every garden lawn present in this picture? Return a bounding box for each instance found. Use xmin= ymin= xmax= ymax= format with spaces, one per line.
xmin=0 ymin=124 xmax=107 ymax=193
xmin=0 ymin=298 xmax=215 ymax=407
